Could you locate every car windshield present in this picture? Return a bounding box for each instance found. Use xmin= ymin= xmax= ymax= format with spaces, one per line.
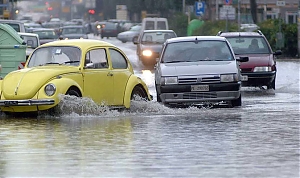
xmin=141 ymin=31 xmax=176 ymax=44
xmin=33 ymin=30 xmax=57 ymax=39
xmin=62 ymin=27 xmax=84 ymax=35
xmin=27 ymin=46 xmax=81 ymax=67
xmin=226 ymin=37 xmax=271 ymax=54
xmin=161 ymin=40 xmax=234 ymax=63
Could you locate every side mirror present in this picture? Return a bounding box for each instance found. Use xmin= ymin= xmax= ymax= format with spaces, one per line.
xmin=236 ymin=56 xmax=249 ymax=62
xmin=274 ymin=50 xmax=282 ymax=55
xmin=133 ymin=38 xmax=138 ymax=45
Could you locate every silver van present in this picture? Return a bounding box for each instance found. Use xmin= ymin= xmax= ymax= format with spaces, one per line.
xmin=141 ymin=17 xmax=169 ymax=31
xmin=0 ymin=19 xmax=26 ymax=32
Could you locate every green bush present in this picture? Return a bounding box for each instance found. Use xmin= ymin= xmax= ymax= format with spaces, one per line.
xmin=193 ymin=20 xmax=239 ymax=36
xmin=259 ymin=19 xmax=298 ymax=57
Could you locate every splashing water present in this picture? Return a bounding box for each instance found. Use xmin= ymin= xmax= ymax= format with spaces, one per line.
xmin=56 ymin=94 xmax=213 ymax=117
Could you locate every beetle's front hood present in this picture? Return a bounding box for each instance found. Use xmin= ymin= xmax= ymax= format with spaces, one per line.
xmin=2 ymin=67 xmax=79 ymax=99
xmin=159 ymin=61 xmax=238 ymax=76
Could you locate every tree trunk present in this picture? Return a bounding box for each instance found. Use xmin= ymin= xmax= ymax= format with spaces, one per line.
xmin=250 ymin=0 xmax=257 ymax=24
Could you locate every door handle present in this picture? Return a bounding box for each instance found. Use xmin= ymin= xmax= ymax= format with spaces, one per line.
xmin=107 ymin=72 xmax=113 ymax=76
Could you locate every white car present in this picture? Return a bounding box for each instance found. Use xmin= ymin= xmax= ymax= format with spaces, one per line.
xmin=155 ymin=36 xmax=249 ymax=107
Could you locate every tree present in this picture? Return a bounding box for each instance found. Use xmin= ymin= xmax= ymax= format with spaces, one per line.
xmin=250 ymin=0 xmax=257 ymax=24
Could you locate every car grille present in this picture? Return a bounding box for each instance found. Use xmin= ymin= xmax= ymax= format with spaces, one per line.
xmin=241 ymin=68 xmax=252 ymax=72
xmin=183 ymin=92 xmax=217 ymax=99
xmin=178 ymin=76 xmax=220 ymax=84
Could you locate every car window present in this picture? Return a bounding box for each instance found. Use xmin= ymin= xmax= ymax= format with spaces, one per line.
xmin=62 ymin=27 xmax=83 ymax=35
xmin=109 ymin=49 xmax=127 ymax=69
xmin=33 ymin=30 xmax=57 ymax=39
xmin=226 ymin=37 xmax=271 ymax=54
xmin=5 ymin=23 xmax=20 ymax=32
xmin=161 ymin=40 xmax=234 ymax=63
xmin=142 ymin=31 xmax=176 ymax=44
xmin=85 ymin=49 xmax=108 ymax=69
xmin=28 ymin=46 xmax=81 ymax=67
xmin=20 ymin=35 xmax=39 ymax=48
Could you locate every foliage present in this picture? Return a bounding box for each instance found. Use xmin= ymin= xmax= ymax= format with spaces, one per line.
xmin=168 ymin=12 xmax=197 ymax=37
xmin=193 ymin=20 xmax=239 ymax=36
xmin=258 ymin=19 xmax=298 ymax=57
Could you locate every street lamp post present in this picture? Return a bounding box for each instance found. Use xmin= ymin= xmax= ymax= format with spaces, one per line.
xmin=298 ymin=0 xmax=300 ymax=57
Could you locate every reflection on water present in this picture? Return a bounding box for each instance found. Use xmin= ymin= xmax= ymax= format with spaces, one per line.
xmin=0 ymin=93 xmax=299 ymax=177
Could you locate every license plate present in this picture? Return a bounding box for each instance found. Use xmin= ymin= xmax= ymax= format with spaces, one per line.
xmin=4 ymin=101 xmax=18 ymax=106
xmin=191 ymin=85 xmax=209 ymax=91
xmin=241 ymin=75 xmax=248 ymax=81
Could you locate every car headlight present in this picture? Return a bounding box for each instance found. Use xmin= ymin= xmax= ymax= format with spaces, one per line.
xmin=220 ymin=74 xmax=238 ymax=82
xmin=142 ymin=50 xmax=153 ymax=57
xmin=253 ymin=66 xmax=272 ymax=72
xmin=45 ymin=83 xmax=56 ymax=96
xmin=161 ymin=76 xmax=178 ymax=85
xmin=65 ymin=37 xmax=69 ymax=40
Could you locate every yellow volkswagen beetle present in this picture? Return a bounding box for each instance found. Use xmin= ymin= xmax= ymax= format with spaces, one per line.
xmin=0 ymin=39 xmax=152 ymax=114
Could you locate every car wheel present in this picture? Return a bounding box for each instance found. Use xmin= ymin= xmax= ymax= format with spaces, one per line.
xmin=267 ymin=78 xmax=275 ymax=90
xmin=66 ymin=89 xmax=80 ymax=97
xmin=131 ymin=86 xmax=147 ymax=101
xmin=231 ymin=94 xmax=242 ymax=107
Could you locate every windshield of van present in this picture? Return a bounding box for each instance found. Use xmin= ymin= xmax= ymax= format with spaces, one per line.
xmin=141 ymin=31 xmax=176 ymax=44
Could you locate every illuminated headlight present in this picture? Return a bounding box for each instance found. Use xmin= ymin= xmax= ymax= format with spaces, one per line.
xmin=142 ymin=50 xmax=153 ymax=57
xmin=253 ymin=66 xmax=272 ymax=72
xmin=80 ymin=37 xmax=84 ymax=39
xmin=65 ymin=38 xmax=69 ymax=40
xmin=161 ymin=77 xmax=178 ymax=85
xmin=45 ymin=84 xmax=56 ymax=96
xmin=220 ymin=74 xmax=238 ymax=82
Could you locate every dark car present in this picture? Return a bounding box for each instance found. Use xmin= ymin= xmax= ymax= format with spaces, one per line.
xmin=32 ymin=28 xmax=59 ymax=45
xmin=101 ymin=22 xmax=118 ymax=39
xmin=134 ymin=30 xmax=177 ymax=66
xmin=217 ymin=30 xmax=282 ymax=90
xmin=155 ymin=36 xmax=249 ymax=107
xmin=59 ymin=25 xmax=88 ymax=40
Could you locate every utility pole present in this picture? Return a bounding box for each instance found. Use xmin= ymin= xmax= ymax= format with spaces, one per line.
xmin=182 ymin=0 xmax=185 ymax=13
xmin=298 ymin=0 xmax=300 ymax=57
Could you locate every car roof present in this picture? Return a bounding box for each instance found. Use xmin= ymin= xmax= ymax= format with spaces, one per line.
xmin=41 ymin=39 xmax=116 ymax=49
xmin=61 ymin=25 xmax=84 ymax=28
xmin=217 ymin=31 xmax=263 ymax=37
xmin=18 ymin=32 xmax=39 ymax=37
xmin=32 ymin=28 xmax=56 ymax=32
xmin=0 ymin=19 xmax=24 ymax=23
xmin=167 ymin=36 xmax=227 ymax=43
xmin=143 ymin=30 xmax=175 ymax=33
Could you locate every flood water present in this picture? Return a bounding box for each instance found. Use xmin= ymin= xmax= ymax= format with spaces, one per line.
xmin=0 ymin=37 xmax=299 ymax=177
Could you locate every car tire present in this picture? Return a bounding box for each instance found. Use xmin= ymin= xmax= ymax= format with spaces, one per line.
xmin=267 ymin=78 xmax=275 ymax=90
xmin=121 ymin=41 xmax=126 ymax=43
xmin=66 ymin=89 xmax=80 ymax=97
xmin=231 ymin=94 xmax=242 ymax=107
xmin=131 ymin=86 xmax=147 ymax=101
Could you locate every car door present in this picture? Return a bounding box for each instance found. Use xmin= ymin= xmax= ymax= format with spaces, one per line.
xmin=83 ymin=48 xmax=114 ymax=105
xmin=108 ymin=48 xmax=131 ymax=105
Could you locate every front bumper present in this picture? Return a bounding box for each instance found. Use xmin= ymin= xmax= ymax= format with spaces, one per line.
xmin=0 ymin=99 xmax=55 ymax=106
xmin=157 ymin=82 xmax=241 ymax=104
xmin=241 ymin=71 xmax=275 ymax=87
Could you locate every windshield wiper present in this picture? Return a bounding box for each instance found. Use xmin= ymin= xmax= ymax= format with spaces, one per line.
xmin=64 ymin=60 xmax=80 ymax=64
xmin=41 ymin=62 xmax=60 ymax=66
xmin=164 ymin=60 xmax=188 ymax=63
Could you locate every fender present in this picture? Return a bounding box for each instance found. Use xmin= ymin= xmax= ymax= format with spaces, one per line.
xmin=123 ymin=75 xmax=151 ymax=108
xmin=37 ymin=77 xmax=83 ymax=100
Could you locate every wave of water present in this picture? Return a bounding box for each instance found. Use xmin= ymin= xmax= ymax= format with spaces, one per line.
xmin=56 ymin=95 xmax=216 ymax=118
